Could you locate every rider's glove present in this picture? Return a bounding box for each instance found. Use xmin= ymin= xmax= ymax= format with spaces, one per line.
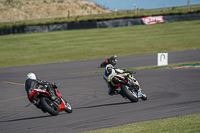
xmin=124 ymin=70 xmax=135 ymax=74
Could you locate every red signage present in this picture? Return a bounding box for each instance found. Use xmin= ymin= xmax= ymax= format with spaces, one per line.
xmin=141 ymin=16 xmax=164 ymax=25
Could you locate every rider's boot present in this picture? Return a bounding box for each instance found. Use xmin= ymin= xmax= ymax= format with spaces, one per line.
xmin=118 ymin=90 xmax=125 ymax=98
xmin=32 ymin=100 xmax=37 ymax=105
xmin=108 ymin=86 xmax=118 ymax=96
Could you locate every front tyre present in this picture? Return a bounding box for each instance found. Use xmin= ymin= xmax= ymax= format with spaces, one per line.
xmin=65 ymin=102 xmax=73 ymax=113
xmin=141 ymin=93 xmax=147 ymax=101
xmin=40 ymin=97 xmax=59 ymax=116
xmin=121 ymin=85 xmax=138 ymax=102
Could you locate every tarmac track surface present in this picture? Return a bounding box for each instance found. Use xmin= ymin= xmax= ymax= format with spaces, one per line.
xmin=0 ymin=49 xmax=200 ymax=133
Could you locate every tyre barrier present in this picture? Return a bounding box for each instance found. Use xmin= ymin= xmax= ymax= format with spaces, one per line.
xmin=0 ymin=26 xmax=28 ymax=35
xmin=68 ymin=20 xmax=97 ymax=30
xmin=0 ymin=28 xmax=3 ymax=35
xmin=0 ymin=11 xmax=199 ymax=36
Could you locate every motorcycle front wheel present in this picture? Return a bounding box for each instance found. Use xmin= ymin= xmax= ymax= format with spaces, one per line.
xmin=121 ymin=85 xmax=138 ymax=102
xmin=40 ymin=97 xmax=59 ymax=116
xmin=65 ymin=102 xmax=73 ymax=113
xmin=141 ymin=93 xmax=147 ymax=101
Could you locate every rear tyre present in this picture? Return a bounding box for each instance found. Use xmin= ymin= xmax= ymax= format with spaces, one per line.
xmin=100 ymin=61 xmax=107 ymax=67
xmin=40 ymin=97 xmax=59 ymax=116
xmin=121 ymin=85 xmax=138 ymax=102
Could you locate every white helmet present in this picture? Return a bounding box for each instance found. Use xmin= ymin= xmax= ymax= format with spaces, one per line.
xmin=105 ymin=64 xmax=115 ymax=74
xmin=27 ymin=73 xmax=36 ymax=80
xmin=105 ymin=64 xmax=114 ymax=70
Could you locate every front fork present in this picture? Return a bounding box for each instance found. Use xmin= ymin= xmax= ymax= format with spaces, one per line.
xmin=129 ymin=84 xmax=142 ymax=98
xmin=137 ymin=88 xmax=142 ymax=97
xmin=126 ymin=77 xmax=143 ymax=98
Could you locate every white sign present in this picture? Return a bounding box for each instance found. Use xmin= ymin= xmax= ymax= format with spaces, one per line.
xmin=157 ymin=53 xmax=168 ymax=66
xmin=142 ymin=16 xmax=164 ymax=25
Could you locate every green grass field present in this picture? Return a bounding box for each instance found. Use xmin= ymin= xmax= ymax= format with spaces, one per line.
xmin=82 ymin=113 xmax=200 ymax=133
xmin=0 ymin=20 xmax=200 ymax=67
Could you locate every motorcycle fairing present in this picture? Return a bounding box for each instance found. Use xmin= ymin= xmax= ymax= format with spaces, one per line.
xmin=55 ymin=88 xmax=62 ymax=97
xmin=29 ymin=89 xmax=49 ymax=100
xmin=111 ymin=75 xmax=128 ymax=87
xmin=58 ymin=98 xmax=66 ymax=112
xmin=104 ymin=59 xmax=109 ymax=63
xmin=54 ymin=88 xmax=66 ymax=112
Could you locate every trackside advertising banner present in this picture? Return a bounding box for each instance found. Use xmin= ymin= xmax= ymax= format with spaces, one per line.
xmin=141 ymin=16 xmax=164 ymax=25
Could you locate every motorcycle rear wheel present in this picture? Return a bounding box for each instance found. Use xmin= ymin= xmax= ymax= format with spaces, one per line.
xmin=100 ymin=61 xmax=107 ymax=67
xmin=121 ymin=85 xmax=138 ymax=102
xmin=41 ymin=97 xmax=59 ymax=116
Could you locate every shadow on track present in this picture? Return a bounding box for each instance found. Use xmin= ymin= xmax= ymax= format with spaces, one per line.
xmin=74 ymin=101 xmax=133 ymax=109
xmin=0 ymin=114 xmax=61 ymax=123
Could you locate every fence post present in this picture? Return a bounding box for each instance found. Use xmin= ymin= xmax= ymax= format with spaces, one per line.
xmin=51 ymin=3 xmax=54 ymax=20
xmin=138 ymin=6 xmax=140 ymax=14
xmin=114 ymin=7 xmax=117 ymax=17
xmin=90 ymin=10 xmax=92 ymax=18
xmin=188 ymin=0 xmax=190 ymax=11
xmin=133 ymin=4 xmax=137 ymax=15
xmin=163 ymin=4 xmax=165 ymax=12
xmin=13 ymin=12 xmax=15 ymax=24
xmin=68 ymin=10 xmax=70 ymax=19
xmin=34 ymin=13 xmax=36 ymax=22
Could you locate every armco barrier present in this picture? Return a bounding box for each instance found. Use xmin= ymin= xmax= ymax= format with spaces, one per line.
xmin=0 ymin=11 xmax=199 ymax=36
xmin=0 ymin=28 xmax=3 ymax=35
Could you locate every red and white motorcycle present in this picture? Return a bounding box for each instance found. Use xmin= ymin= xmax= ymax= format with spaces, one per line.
xmin=29 ymin=82 xmax=72 ymax=116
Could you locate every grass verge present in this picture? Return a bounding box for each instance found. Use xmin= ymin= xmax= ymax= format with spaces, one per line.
xmin=0 ymin=20 xmax=200 ymax=67
xmin=70 ymin=62 xmax=200 ymax=74
xmin=82 ymin=113 xmax=200 ymax=133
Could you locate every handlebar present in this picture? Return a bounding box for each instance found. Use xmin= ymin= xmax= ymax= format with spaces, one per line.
xmin=124 ymin=71 xmax=136 ymax=75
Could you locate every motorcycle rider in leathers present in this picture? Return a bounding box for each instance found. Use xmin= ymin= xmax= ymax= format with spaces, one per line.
xmin=25 ymin=73 xmax=59 ymax=105
xmin=103 ymin=64 xmax=129 ymax=95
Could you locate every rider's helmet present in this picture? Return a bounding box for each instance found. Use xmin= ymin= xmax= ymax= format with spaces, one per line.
xmin=27 ymin=73 xmax=36 ymax=80
xmin=105 ymin=64 xmax=115 ymax=76
xmin=112 ymin=55 xmax=117 ymax=66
